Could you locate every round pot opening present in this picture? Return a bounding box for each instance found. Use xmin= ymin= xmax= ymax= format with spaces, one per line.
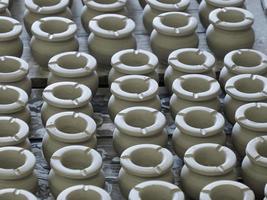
xmin=0 ymin=192 xmax=32 ymax=200
xmin=67 ymin=189 xmax=102 ymax=200
xmin=177 ymin=51 xmax=206 ymax=66
xmin=181 ymin=77 xmax=211 ymax=93
xmin=55 ymin=115 xmax=87 ymax=134
xmin=234 ymin=78 xmax=264 ymax=94
xmin=130 ymin=148 xmax=163 ymax=167
xmin=139 ymin=185 xmax=175 ymax=200
xmin=0 ymin=88 xmax=19 ymax=105
xmin=61 ymin=150 xmax=92 ymax=170
xmin=0 ymin=58 xmax=21 ymax=73
xmin=244 ymin=106 xmax=267 ymax=123
xmin=232 ymin=51 xmax=261 ymax=67
xmin=256 ymin=139 xmax=267 ymax=158
xmin=120 ymin=79 xmax=149 ymax=94
xmin=157 ymin=0 xmax=182 ymax=4
xmin=40 ymin=19 xmax=69 ymax=34
xmin=98 ymin=16 xmax=126 ymax=31
xmin=32 ymin=0 xmax=61 ymax=7
xmin=194 ymin=148 xmax=226 ymax=167
xmin=0 ymin=20 xmax=14 ymax=34
xmin=217 ymin=9 xmax=245 ymax=23
xmin=184 ymin=110 xmax=215 ymax=129
xmin=120 ymin=52 xmax=149 ymax=67
xmin=209 ymin=185 xmax=246 ymax=200
xmin=52 ymin=85 xmax=82 ymax=100
xmin=0 ymin=120 xmax=19 ymax=137
xmin=0 ymin=150 xmax=26 ymax=169
xmin=161 ymin=14 xmax=188 ymax=28
xmin=57 ymin=54 xmax=87 ymax=70
xmin=93 ymin=0 xmax=118 ymax=4
xmin=124 ymin=110 xmax=155 ymax=128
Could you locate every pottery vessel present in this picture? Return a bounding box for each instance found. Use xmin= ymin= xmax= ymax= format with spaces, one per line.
xmin=150 ymin=12 xmax=198 ymax=65
xmin=108 ymin=49 xmax=159 ymax=85
xmin=170 ymin=74 xmax=221 ymax=119
xmin=48 ymin=51 xmax=99 ymax=96
xmin=206 ymin=7 xmax=255 ymax=59
xmin=41 ymin=81 xmax=93 ymax=125
xmin=200 ymin=180 xmax=255 ymax=200
xmin=0 ymin=16 xmax=23 ymax=57
xmin=143 ymin=0 xmax=190 ymax=33
xmin=108 ymin=75 xmax=161 ymax=121
xmin=265 ymin=184 xmax=267 ymax=200
xmin=138 ymin=0 xmax=146 ymax=8
xmin=0 ymin=188 xmax=37 ymax=200
xmin=0 ymin=0 xmax=11 ymax=16
xmin=81 ymin=0 xmax=127 ymax=33
xmin=181 ymin=143 xmax=238 ymax=199
xmin=164 ymin=48 xmax=216 ymax=92
xmin=219 ymin=49 xmax=267 ymax=88
xmin=129 ymin=180 xmax=185 ymax=200
xmin=118 ymin=144 xmax=174 ymax=197
xmin=31 ymin=16 xmax=79 ymax=68
xmin=88 ymin=14 xmax=136 ymax=69
xmin=242 ymin=136 xmax=267 ymax=199
xmin=49 ymin=145 xmax=105 ymax=197
xmin=172 ymin=106 xmax=226 ymax=158
xmin=223 ymin=74 xmax=267 ymax=124
xmin=0 ymin=146 xmax=38 ymax=192
xmin=57 ymin=185 xmax=111 ymax=200
xmin=113 ymin=106 xmax=167 ymax=155
xmin=24 ymin=0 xmax=72 ymax=35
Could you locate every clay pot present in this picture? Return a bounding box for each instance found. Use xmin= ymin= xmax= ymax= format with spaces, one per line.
xmin=0 ymin=147 xmax=38 ymax=192
xmin=181 ymin=143 xmax=238 ymax=199
xmin=219 ymin=49 xmax=267 ymax=88
xmin=108 ymin=75 xmax=161 ymax=121
xmin=138 ymin=0 xmax=146 ymax=8
xmin=109 ymin=49 xmax=159 ymax=85
xmin=199 ymin=180 xmax=255 ymax=200
xmin=0 ymin=16 xmax=23 ymax=57
xmin=57 ymin=185 xmax=111 ymax=200
xmin=129 ymin=180 xmax=185 ymax=200
xmin=242 ymin=136 xmax=267 ymax=199
xmin=143 ymin=0 xmax=190 ymax=34
xmin=172 ymin=106 xmax=226 ymax=158
xmin=88 ymin=14 xmax=136 ymax=69
xmin=170 ymin=74 xmax=221 ymax=119
xmin=0 ymin=85 xmax=30 ymax=123
xmin=223 ymin=74 xmax=267 ymax=124
xmin=81 ymin=0 xmax=127 ymax=33
xmin=41 ymin=82 xmax=93 ymax=125
xmin=199 ymin=0 xmax=245 ymax=29
xmin=118 ymin=144 xmax=174 ymax=197
xmin=0 ymin=56 xmax=31 ymax=96
xmin=265 ymin=184 xmax=267 ymax=200
xmin=49 ymin=145 xmax=105 ymax=197
xmin=0 ymin=188 xmax=37 ymax=200
xmin=150 ymin=12 xmax=198 ymax=65
xmin=48 ymin=51 xmax=99 ymax=96
xmin=113 ymin=106 xmax=168 ymax=155
xmin=24 ymin=0 xmax=72 ymax=35
xmin=164 ymin=48 xmax=216 ymax=93
xmin=206 ymin=7 xmax=255 ymax=59
xmin=0 ymin=0 xmax=11 ymax=16
xmin=31 ymin=17 xmax=79 ymax=69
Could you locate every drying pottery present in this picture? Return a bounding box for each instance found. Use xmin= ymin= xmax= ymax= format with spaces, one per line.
xmin=138 ymin=0 xmax=146 ymax=8
xmin=265 ymin=184 xmax=267 ymax=200
xmin=0 ymin=188 xmax=37 ymax=200
xmin=0 ymin=0 xmax=11 ymax=16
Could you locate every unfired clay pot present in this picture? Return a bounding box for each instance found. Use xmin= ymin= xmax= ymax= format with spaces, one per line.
xmin=0 ymin=0 xmax=11 ymax=16
xmin=0 ymin=188 xmax=37 ymax=200
xmin=172 ymin=106 xmax=226 ymax=158
xmin=81 ymin=0 xmax=128 ymax=33
xmin=57 ymin=185 xmax=111 ymax=200
xmin=88 ymin=14 xmax=136 ymax=69
xmin=109 ymin=49 xmax=159 ymax=85
xmin=0 ymin=16 xmax=23 ymax=57
xmin=31 ymin=16 xmax=79 ymax=68
xmin=41 ymin=82 xmax=94 ymax=125
xmin=219 ymin=49 xmax=267 ymax=88
xmin=48 ymin=51 xmax=99 ymax=96
xmin=224 ymin=74 xmax=267 ymax=124
xmin=0 ymin=56 xmax=31 ymax=96
xmin=164 ymin=48 xmax=216 ymax=93
xmin=181 ymin=143 xmax=238 ymax=200
xmin=49 ymin=145 xmax=105 ymax=197
xmin=0 ymin=85 xmax=30 ymax=123
xmin=150 ymin=12 xmax=198 ymax=65
xmin=24 ymin=0 xmax=72 ymax=35
xmin=43 ymin=111 xmax=97 ymax=163
xmin=170 ymin=74 xmax=221 ymax=119
xmin=129 ymin=180 xmax=185 ymax=200
xmin=0 ymin=146 xmax=38 ymax=192
xmin=199 ymin=180 xmax=255 ymax=200
xmin=108 ymin=75 xmax=161 ymax=121
xmin=143 ymin=0 xmax=190 ymax=33
xmin=242 ymin=136 xmax=267 ymax=199
xmin=206 ymin=7 xmax=255 ymax=59
xmin=265 ymin=184 xmax=267 ymax=200
xmin=113 ymin=106 xmax=167 ymax=155
xmin=118 ymin=144 xmax=174 ymax=197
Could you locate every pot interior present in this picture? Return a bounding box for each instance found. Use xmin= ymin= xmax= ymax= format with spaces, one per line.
xmin=177 ymin=51 xmax=206 ymax=66
xmin=61 ymin=149 xmax=92 ymax=170
xmin=194 ymin=147 xmax=225 ymax=167
xmin=0 ymin=193 xmax=30 ymax=200
xmin=120 ymin=78 xmax=149 ymax=94
xmin=0 ymin=150 xmax=25 ymax=169
xmin=55 ymin=115 xmax=87 ymax=134
xmin=131 ymin=148 xmax=162 ymax=167
xmin=52 ymin=85 xmax=82 ymax=100
xmin=257 ymin=139 xmax=267 ymax=158
xmin=98 ymin=16 xmax=126 ymax=31
xmin=0 ymin=58 xmax=21 ymax=73
xmin=0 ymin=120 xmax=19 ymax=137
xmin=40 ymin=19 xmax=69 ymax=34
xmin=139 ymin=185 xmax=175 ymax=200
xmin=93 ymin=0 xmax=118 ymax=4
xmin=157 ymin=0 xmax=182 ymax=3
xmin=181 ymin=77 xmax=210 ymax=93
xmin=184 ymin=110 xmax=215 ymax=129
xmin=244 ymin=106 xmax=267 ymax=123
xmin=0 ymin=88 xmax=19 ymax=104
xmin=234 ymin=78 xmax=264 ymax=93
xmin=66 ymin=189 xmax=102 ymax=200
xmin=232 ymin=51 xmax=261 ymax=67
xmin=161 ymin=14 xmax=188 ymax=28
xmin=209 ymin=185 xmax=246 ymax=200
xmin=120 ymin=52 xmax=149 ymax=67
xmin=217 ymin=9 xmax=245 ymax=23
xmin=0 ymin=20 xmax=14 ymax=34
xmin=57 ymin=54 xmax=87 ymax=70
xmin=32 ymin=0 xmax=61 ymax=6
xmin=124 ymin=109 xmax=155 ymax=128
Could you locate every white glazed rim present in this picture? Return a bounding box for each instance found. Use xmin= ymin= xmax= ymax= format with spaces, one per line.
xmin=111 ymin=49 xmax=158 ymax=75
xmin=48 ymin=51 xmax=97 ymax=78
xmin=83 ymin=0 xmax=126 ymax=12
xmin=46 ymin=112 xmax=96 ymax=143
xmin=120 ymin=144 xmax=173 ymax=177
xmin=50 ymin=145 xmax=102 ymax=179
xmin=114 ymin=106 xmax=166 ymax=137
xmin=0 ymin=0 xmax=8 ymax=11
xmin=146 ymin=0 xmax=190 ymax=12
xmin=206 ymin=0 xmax=244 ymax=7
xmin=25 ymin=0 xmax=69 ymax=14
xmin=175 ymin=106 xmax=225 ymax=137
xmin=0 ymin=16 xmax=22 ymax=41
xmin=246 ymin=136 xmax=267 ymax=167
xmin=0 ymin=188 xmax=37 ymax=200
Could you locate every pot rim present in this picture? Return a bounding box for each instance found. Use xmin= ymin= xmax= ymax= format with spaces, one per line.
xmin=89 ymin=14 xmax=135 ymax=39
xmin=0 ymin=0 xmax=8 ymax=12
xmin=31 ymin=17 xmax=77 ymax=42
xmin=46 ymin=112 xmax=96 ymax=143
xmin=111 ymin=49 xmax=158 ymax=75
xmin=83 ymin=0 xmax=126 ymax=12
xmin=50 ymin=145 xmax=102 ymax=179
xmin=152 ymin=12 xmax=198 ymax=37
xmin=184 ymin=143 xmax=236 ymax=176
xmin=0 ymin=188 xmax=37 ymax=200
xmin=0 ymin=16 xmax=22 ymax=41
xmin=48 ymin=51 xmax=97 ymax=78
xmin=206 ymin=0 xmax=244 ymax=7
xmin=120 ymin=144 xmax=173 ymax=177
xmin=246 ymin=136 xmax=267 ymax=167
xmin=146 ymin=0 xmax=190 ymax=12
xmin=25 ymin=0 xmax=69 ymax=14
xmin=265 ymin=184 xmax=267 ymax=197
